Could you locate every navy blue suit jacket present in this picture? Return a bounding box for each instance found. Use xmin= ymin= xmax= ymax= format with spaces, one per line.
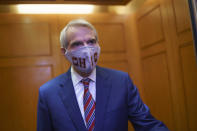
xmin=37 ymin=66 xmax=169 ymax=131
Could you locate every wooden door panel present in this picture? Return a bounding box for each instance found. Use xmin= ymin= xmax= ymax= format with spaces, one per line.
xmin=171 ymin=0 xmax=197 ymax=130
xmin=180 ymin=43 xmax=197 ymax=131
xmin=131 ymin=0 xmax=197 ymax=130
xmin=98 ymin=61 xmax=129 ymax=73
xmin=94 ymin=23 xmax=126 ymax=52
xmin=0 ymin=66 xmax=52 ymax=131
xmin=142 ymin=53 xmax=174 ymax=130
xmin=172 ymin=0 xmax=191 ymax=33
xmin=0 ymin=23 xmax=51 ymax=57
xmin=0 ymin=14 xmax=61 ymax=131
xmin=138 ymin=6 xmax=164 ymax=48
xmin=134 ymin=0 xmax=178 ymax=130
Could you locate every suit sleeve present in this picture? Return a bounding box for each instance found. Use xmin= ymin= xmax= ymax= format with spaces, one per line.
xmin=126 ymin=74 xmax=169 ymax=131
xmin=37 ymin=87 xmax=53 ymax=131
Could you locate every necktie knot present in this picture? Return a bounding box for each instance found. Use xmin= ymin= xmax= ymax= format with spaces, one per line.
xmin=81 ymin=78 xmax=91 ymax=89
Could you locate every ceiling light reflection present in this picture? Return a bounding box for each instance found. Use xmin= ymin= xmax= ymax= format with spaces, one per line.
xmin=17 ymin=4 xmax=94 ymax=14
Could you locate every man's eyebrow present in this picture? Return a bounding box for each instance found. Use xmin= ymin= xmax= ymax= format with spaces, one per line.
xmin=70 ymin=40 xmax=81 ymax=44
xmin=69 ymin=41 xmax=84 ymax=47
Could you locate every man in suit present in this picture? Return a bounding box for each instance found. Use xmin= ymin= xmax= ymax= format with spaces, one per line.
xmin=37 ymin=19 xmax=169 ymax=131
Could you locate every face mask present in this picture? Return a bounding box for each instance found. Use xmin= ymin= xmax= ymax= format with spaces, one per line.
xmin=65 ymin=45 xmax=100 ymax=74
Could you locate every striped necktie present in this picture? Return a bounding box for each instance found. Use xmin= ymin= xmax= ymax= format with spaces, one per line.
xmin=81 ymin=78 xmax=95 ymax=131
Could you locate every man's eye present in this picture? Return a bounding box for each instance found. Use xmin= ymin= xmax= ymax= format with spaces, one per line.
xmin=87 ymin=39 xmax=96 ymax=45
xmin=71 ymin=41 xmax=83 ymax=48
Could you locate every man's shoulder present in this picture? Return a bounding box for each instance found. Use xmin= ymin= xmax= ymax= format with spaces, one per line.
xmin=97 ymin=66 xmax=129 ymax=78
xmin=97 ymin=66 xmax=134 ymax=89
xmin=39 ymin=72 xmax=68 ymax=93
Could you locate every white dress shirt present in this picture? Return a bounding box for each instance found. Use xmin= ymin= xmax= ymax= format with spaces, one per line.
xmin=71 ymin=66 xmax=96 ymax=125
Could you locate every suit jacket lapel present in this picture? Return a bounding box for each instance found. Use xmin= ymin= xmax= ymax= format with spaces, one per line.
xmin=58 ymin=69 xmax=87 ymax=131
xmin=94 ymin=66 xmax=112 ymax=131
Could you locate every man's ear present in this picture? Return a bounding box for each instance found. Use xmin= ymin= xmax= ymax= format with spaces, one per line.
xmin=61 ymin=48 xmax=66 ymax=55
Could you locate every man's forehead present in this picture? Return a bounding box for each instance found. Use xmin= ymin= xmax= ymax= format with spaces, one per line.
xmin=66 ymin=26 xmax=95 ymax=41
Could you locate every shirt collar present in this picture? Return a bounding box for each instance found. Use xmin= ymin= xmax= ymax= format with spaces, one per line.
xmin=71 ymin=66 xmax=96 ymax=87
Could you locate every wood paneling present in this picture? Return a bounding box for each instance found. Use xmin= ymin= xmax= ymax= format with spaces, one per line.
xmin=128 ymin=0 xmax=197 ymax=130
xmin=178 ymin=29 xmax=193 ymax=46
xmin=99 ymin=61 xmax=129 ymax=73
xmin=141 ymin=41 xmax=165 ymax=58
xmin=179 ymin=43 xmax=197 ymax=131
xmin=172 ymin=0 xmax=191 ymax=34
xmin=142 ymin=53 xmax=174 ymax=130
xmin=133 ymin=0 xmax=180 ymax=130
xmin=99 ymin=52 xmax=129 ymax=72
xmin=0 ymin=66 xmax=52 ymax=131
xmin=0 ymin=14 xmax=62 ymax=131
xmin=136 ymin=1 xmax=176 ymax=130
xmin=138 ymin=6 xmax=164 ymax=48
xmin=95 ymin=23 xmax=125 ymax=52
xmin=171 ymin=0 xmax=197 ymax=130
xmin=99 ymin=52 xmax=127 ymax=62
xmin=0 ymin=23 xmax=51 ymax=57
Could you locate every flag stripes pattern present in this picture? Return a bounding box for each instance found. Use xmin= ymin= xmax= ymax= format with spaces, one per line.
xmin=82 ymin=78 xmax=95 ymax=131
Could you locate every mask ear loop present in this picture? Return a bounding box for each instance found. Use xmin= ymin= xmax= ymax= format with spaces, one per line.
xmin=64 ymin=48 xmax=72 ymax=63
xmin=65 ymin=48 xmax=68 ymax=55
